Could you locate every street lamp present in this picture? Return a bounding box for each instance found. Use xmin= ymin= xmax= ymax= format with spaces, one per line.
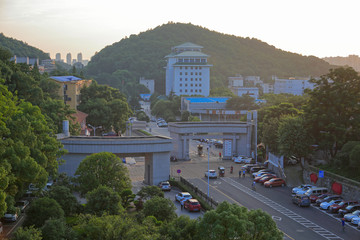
xmin=207 ymin=143 xmax=211 ymax=198
xmin=88 ymin=124 xmax=102 ymax=136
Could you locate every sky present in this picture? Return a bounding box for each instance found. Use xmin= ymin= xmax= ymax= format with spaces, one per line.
xmin=0 ymin=0 xmax=359 ymax=60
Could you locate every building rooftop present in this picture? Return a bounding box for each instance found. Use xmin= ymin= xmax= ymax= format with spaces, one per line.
xmin=50 ymin=76 xmax=82 ymax=82
xmin=174 ymin=42 xmax=203 ymax=49
xmin=184 ymin=97 xmax=229 ymax=103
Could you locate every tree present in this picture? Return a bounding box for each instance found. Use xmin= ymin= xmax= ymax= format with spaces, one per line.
xmin=13 ymin=226 xmax=42 ymax=240
xmin=226 ymin=95 xmax=258 ymax=110
xmin=159 ymin=215 xmax=198 ymax=240
xmin=85 ymin=185 xmax=123 ymax=216
xmin=304 ymin=67 xmax=360 ymax=158
xmin=75 ymin=152 xmax=131 ymax=195
xmin=41 ymin=218 xmax=75 ymax=240
xmin=349 ymin=145 xmax=360 ymax=169
xmin=142 ymin=196 xmax=176 ymax=222
xmin=120 ymin=189 xmax=136 ymax=209
xmin=24 ymin=197 xmax=64 ymax=228
xmin=277 ymin=116 xmax=313 ymax=166
xmin=137 ymin=186 xmax=164 ymax=200
xmin=196 ymin=201 xmax=282 ymax=240
xmin=210 ymin=87 xmax=234 ymax=97
xmin=261 ymin=118 xmax=280 ymax=154
xmin=49 ymin=185 xmax=80 ymax=216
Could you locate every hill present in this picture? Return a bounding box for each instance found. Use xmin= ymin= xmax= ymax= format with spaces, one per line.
xmin=0 ymin=33 xmax=50 ymax=60
xmin=86 ymin=22 xmax=333 ymax=94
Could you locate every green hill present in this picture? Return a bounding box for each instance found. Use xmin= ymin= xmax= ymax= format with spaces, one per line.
xmin=0 ymin=33 xmax=50 ymax=60
xmin=86 ymin=22 xmax=333 ymax=94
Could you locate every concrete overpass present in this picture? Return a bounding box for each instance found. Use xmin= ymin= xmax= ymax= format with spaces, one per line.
xmin=59 ymin=136 xmax=172 ymax=185
xmin=168 ymin=111 xmax=257 ymax=160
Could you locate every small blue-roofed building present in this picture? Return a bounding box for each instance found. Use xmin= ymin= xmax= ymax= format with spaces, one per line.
xmin=140 ymin=94 xmax=152 ymax=101
xmin=49 ymin=76 xmax=92 ymax=110
xmin=165 ymin=42 xmax=212 ymax=96
xmin=181 ymin=97 xmax=249 ymax=121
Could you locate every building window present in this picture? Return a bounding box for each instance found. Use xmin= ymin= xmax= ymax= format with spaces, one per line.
xmin=195 ymin=78 xmax=197 ymax=81
xmin=191 ymin=89 xmax=193 ymax=92
xmin=185 ymin=84 xmax=188 ymax=87
xmin=191 ymin=78 xmax=193 ymax=81
xmin=199 ymin=84 xmax=202 ymax=87
xmin=199 ymin=78 xmax=202 ymax=81
xmin=184 ymin=59 xmax=189 ymax=63
xmin=199 ymin=89 xmax=202 ymax=92
xmin=195 ymin=72 xmax=198 ymax=75
xmin=185 ymin=78 xmax=188 ymax=81
xmin=185 ymin=67 xmax=188 ymax=69
xmin=185 ymin=89 xmax=188 ymax=92
xmin=190 ymin=59 xmax=194 ymax=63
xmin=191 ymin=67 xmax=193 ymax=70
xmin=185 ymin=72 xmax=188 ymax=75
xmin=180 ymin=72 xmax=182 ymax=75
xmin=191 ymin=84 xmax=193 ymax=87
xmin=191 ymin=72 xmax=193 ymax=75
xmin=180 ymin=66 xmax=182 ymax=69
xmin=195 ymin=84 xmax=197 ymax=87
xmin=180 ymin=84 xmax=182 ymax=87
xmin=195 ymin=89 xmax=198 ymax=92
xmin=180 ymin=89 xmax=182 ymax=92
xmin=199 ymin=67 xmax=202 ymax=70
xmin=179 ymin=59 xmax=183 ymax=63
xmin=201 ymin=59 xmax=206 ymax=63
xmin=199 ymin=72 xmax=202 ymax=75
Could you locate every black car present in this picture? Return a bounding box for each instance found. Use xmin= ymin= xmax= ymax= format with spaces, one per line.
xmin=338 ymin=204 xmax=360 ymax=217
xmin=315 ymin=195 xmax=342 ymax=207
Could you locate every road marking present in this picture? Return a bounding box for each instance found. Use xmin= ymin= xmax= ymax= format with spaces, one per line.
xmin=272 ymin=216 xmax=282 ymax=221
xmin=223 ymin=178 xmax=343 ymax=240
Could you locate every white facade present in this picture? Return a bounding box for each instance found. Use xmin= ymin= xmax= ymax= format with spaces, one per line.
xmin=228 ymin=76 xmax=244 ymax=87
xmin=274 ymin=77 xmax=315 ymax=95
xmin=139 ymin=78 xmax=155 ymax=94
xmin=165 ymin=42 xmax=212 ymax=96
xmin=262 ymin=83 xmax=274 ymax=94
xmin=66 ymin=53 xmax=72 ymax=65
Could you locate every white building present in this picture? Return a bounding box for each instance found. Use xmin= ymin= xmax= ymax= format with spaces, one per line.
xmin=139 ymin=77 xmax=155 ymax=94
xmin=165 ymin=42 xmax=212 ymax=96
xmin=235 ymin=87 xmax=259 ymax=99
xmin=262 ymin=83 xmax=274 ymax=94
xmin=55 ymin=53 xmax=61 ymax=62
xmin=77 ymin=53 xmax=83 ymax=63
xmin=274 ymin=77 xmax=315 ymax=95
xmin=66 ymin=53 xmax=72 ymax=65
xmin=228 ymin=75 xmax=244 ymax=88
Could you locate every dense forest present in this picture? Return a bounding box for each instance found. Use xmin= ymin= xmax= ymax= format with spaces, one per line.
xmin=0 ymin=33 xmax=50 ymax=60
xmin=86 ymin=22 xmax=334 ymax=94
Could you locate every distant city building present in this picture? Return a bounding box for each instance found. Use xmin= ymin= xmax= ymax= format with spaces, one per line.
xmin=244 ymin=76 xmax=262 ymax=87
xmin=41 ymin=59 xmax=56 ymax=73
xmin=10 ymin=55 xmax=39 ymax=66
xmin=228 ymin=75 xmax=244 ymax=88
xmin=165 ymin=42 xmax=212 ymax=96
xmin=273 ymin=76 xmax=315 ymax=95
xmin=49 ymin=76 xmax=92 ymax=110
xmin=73 ymin=62 xmax=84 ymax=69
xmin=228 ymin=75 xmax=261 ymax=98
xmin=235 ymin=87 xmax=259 ymax=99
xmin=262 ymin=83 xmax=274 ymax=94
xmin=55 ymin=53 xmax=61 ymax=61
xmin=77 ymin=53 xmax=83 ymax=63
xmin=66 ymin=53 xmax=72 ymax=65
xmin=139 ymin=77 xmax=155 ymax=94
xmin=82 ymin=60 xmax=89 ymax=66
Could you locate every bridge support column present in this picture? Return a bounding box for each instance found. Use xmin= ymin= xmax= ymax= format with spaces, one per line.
xmin=144 ymin=152 xmax=170 ymax=185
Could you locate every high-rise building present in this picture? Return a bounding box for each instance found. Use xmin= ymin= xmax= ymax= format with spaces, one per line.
xmin=165 ymin=42 xmax=212 ymax=96
xmin=66 ymin=53 xmax=72 ymax=65
xmin=55 ymin=53 xmax=61 ymax=61
xmin=77 ymin=52 xmax=83 ymax=63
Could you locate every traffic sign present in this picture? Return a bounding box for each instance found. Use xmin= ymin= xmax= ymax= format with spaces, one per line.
xmin=319 ymin=170 xmax=324 ymax=178
xmin=177 ymin=169 xmax=181 ymax=174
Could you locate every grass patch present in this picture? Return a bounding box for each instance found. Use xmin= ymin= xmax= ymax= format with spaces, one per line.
xmin=137 ymin=129 xmax=152 ymax=136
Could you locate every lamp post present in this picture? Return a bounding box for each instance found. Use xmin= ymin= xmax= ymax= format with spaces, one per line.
xmin=207 ymin=143 xmax=211 ymax=198
xmin=88 ymin=124 xmax=102 ymax=136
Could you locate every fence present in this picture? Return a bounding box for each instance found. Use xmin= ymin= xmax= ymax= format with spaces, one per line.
xmin=172 ymin=176 xmax=219 ymax=207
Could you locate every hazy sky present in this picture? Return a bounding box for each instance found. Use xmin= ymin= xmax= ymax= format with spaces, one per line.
xmin=0 ymin=0 xmax=359 ymax=60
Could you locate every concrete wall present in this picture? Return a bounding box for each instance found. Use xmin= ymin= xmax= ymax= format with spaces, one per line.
xmin=303 ymin=166 xmax=360 ymax=201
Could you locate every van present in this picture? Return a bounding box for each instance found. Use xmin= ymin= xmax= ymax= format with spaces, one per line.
xmin=304 ymin=187 xmax=328 ymax=197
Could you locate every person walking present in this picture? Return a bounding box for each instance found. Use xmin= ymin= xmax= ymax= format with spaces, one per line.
xmin=341 ymin=218 xmax=345 ymax=232
xmin=252 ymin=181 xmax=256 ymax=191
xmin=181 ymin=202 xmax=183 ymax=211
xmin=239 ymin=170 xmax=241 ymax=178
xmin=243 ymin=169 xmax=246 ymax=178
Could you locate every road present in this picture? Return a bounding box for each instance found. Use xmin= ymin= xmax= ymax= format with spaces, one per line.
xmin=140 ymin=122 xmax=360 ymax=240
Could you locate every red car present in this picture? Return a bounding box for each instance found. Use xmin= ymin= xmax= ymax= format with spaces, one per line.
xmin=183 ymin=199 xmax=201 ymax=212
xmin=264 ymin=178 xmax=286 ymax=188
xmin=254 ymin=174 xmax=275 ymax=183
xmin=258 ymin=175 xmax=277 ymax=184
xmin=328 ymin=200 xmax=358 ymax=213
xmin=309 ymin=193 xmax=329 ymax=203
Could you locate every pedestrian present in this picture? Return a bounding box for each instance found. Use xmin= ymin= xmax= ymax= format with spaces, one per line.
xmin=239 ymin=170 xmax=241 ymax=178
xmin=341 ymin=218 xmax=345 ymax=232
xmin=243 ymin=169 xmax=246 ymax=178
xmin=219 ymin=152 xmax=222 ymax=159
xmin=181 ymin=202 xmax=183 ymax=211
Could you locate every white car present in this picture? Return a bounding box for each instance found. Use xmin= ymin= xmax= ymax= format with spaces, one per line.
xmin=158 ymin=181 xmax=171 ymax=191
xmin=175 ymin=192 xmax=192 ymax=202
xmin=292 ymin=184 xmax=315 ymax=194
xmin=344 ymin=210 xmax=360 ymax=222
xmin=204 ymin=170 xmax=217 ymax=179
xmin=3 ymin=212 xmax=18 ymax=222
xmin=351 ymin=216 xmax=360 ymax=225
xmin=233 ymin=155 xmax=253 ymax=164
xmin=320 ymin=199 xmax=343 ymax=210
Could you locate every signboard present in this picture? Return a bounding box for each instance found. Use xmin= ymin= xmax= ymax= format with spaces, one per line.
xmin=223 ymin=139 xmax=232 ymax=157
xmin=319 ymin=170 xmax=324 ymax=178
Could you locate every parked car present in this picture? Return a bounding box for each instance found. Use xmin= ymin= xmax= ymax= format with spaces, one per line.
xmin=183 ymin=199 xmax=201 ymax=212
xmin=175 ymin=192 xmax=192 ymax=202
xmin=328 ymin=200 xmax=358 ymax=213
xmin=233 ymin=156 xmax=253 ymax=164
xmin=204 ymin=170 xmax=217 ymax=179
xmin=303 ymin=187 xmax=328 ymax=198
xmin=242 ymin=164 xmax=259 ymax=173
xmin=249 ymin=166 xmax=266 ymax=174
xmin=3 ymin=212 xmax=18 ymax=222
xmin=320 ymin=199 xmax=343 ymax=210
xmin=358 ymin=221 xmax=360 ymax=229
xmin=213 ymin=140 xmax=223 ymax=148
xmin=309 ymin=193 xmax=330 ymax=203
xmin=252 ymin=169 xmax=275 ymax=178
xmin=15 ymin=200 xmax=30 ymax=213
xmin=344 ymin=210 xmax=360 ymax=222
xmin=292 ymin=194 xmax=311 ymax=207
xmin=264 ymin=178 xmax=286 ymax=188
xmin=351 ymin=216 xmax=360 ymax=225
xmin=292 ymin=184 xmax=315 ymax=195
xmin=315 ymin=195 xmax=342 ymax=207
xmin=158 ymin=181 xmax=171 ymax=191
xmin=0 ymin=221 xmax=3 ymax=235
xmin=258 ymin=175 xmax=277 ymax=184
xmin=339 ymin=204 xmax=360 ymax=217
xmin=254 ymin=173 xmax=275 ymax=182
